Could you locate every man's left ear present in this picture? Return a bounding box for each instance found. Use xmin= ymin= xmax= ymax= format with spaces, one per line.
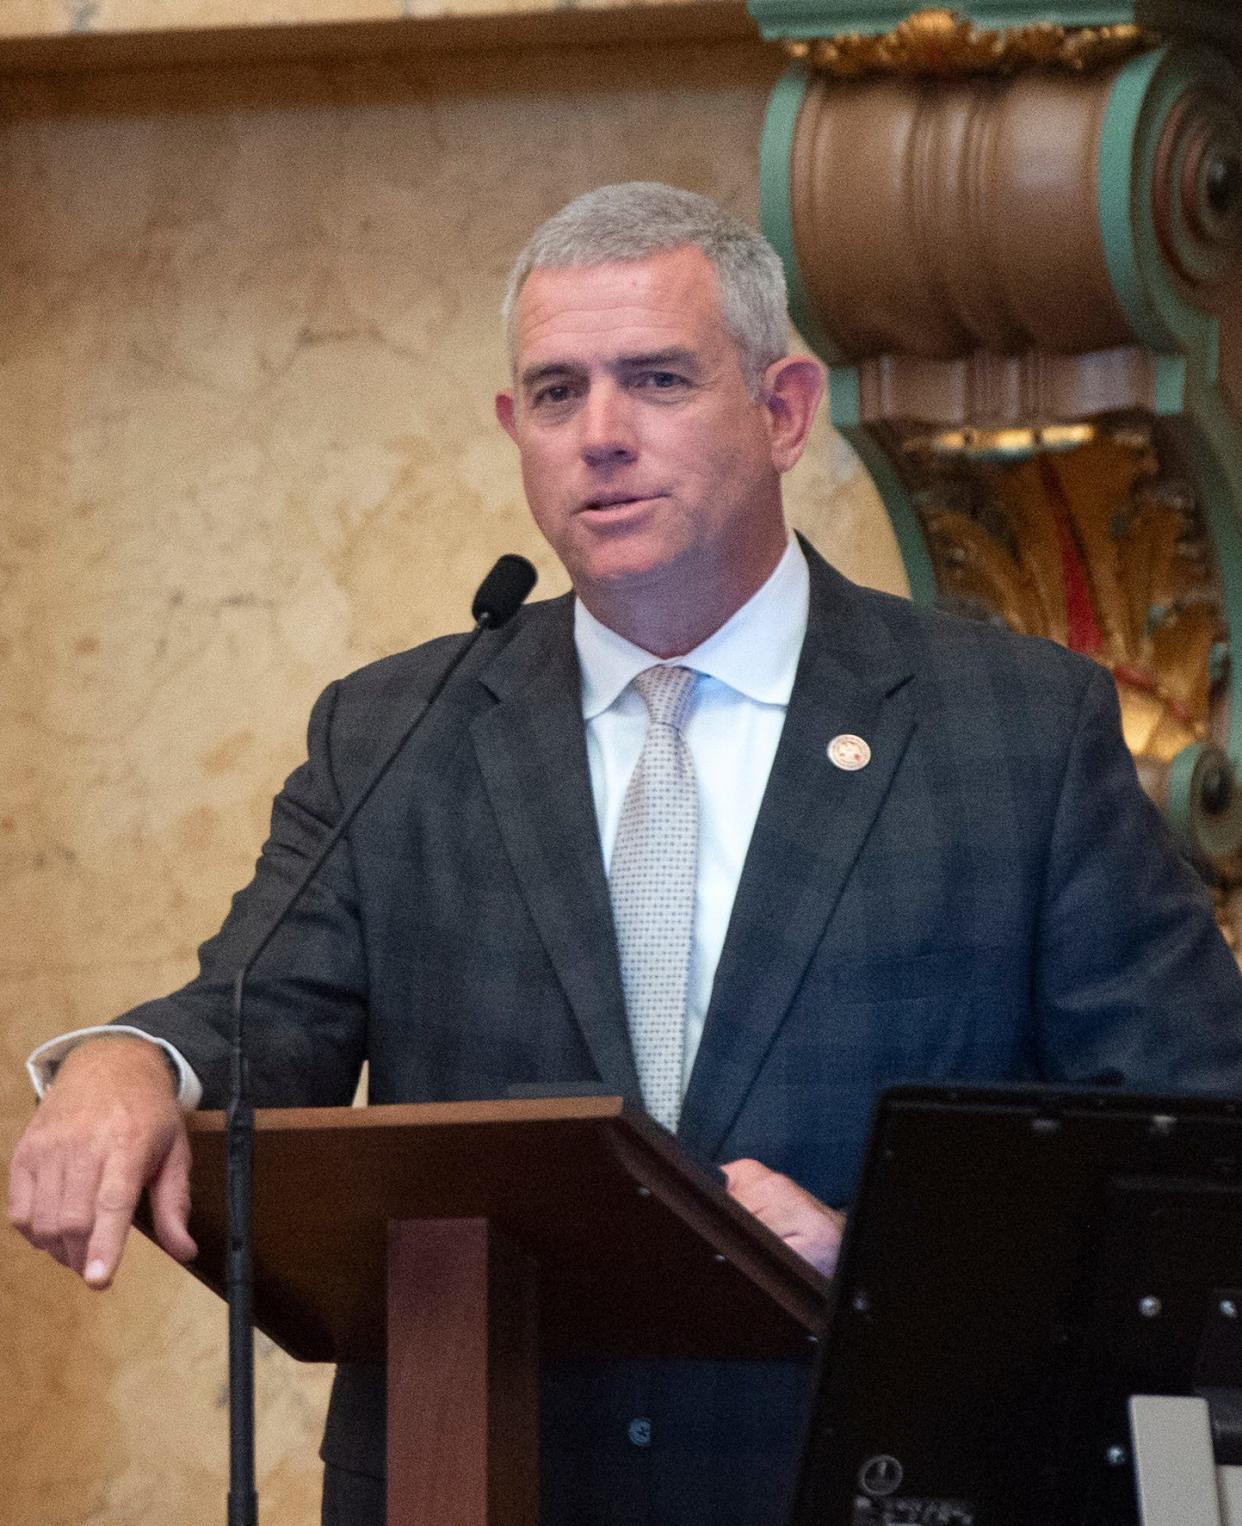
xmin=762 ymin=357 xmax=825 ymax=472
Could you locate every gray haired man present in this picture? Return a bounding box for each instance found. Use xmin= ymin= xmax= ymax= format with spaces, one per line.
xmin=13 ymin=182 xmax=1242 ymax=1524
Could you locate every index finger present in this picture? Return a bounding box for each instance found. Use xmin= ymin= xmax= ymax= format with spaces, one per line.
xmin=82 ymin=1155 xmax=146 ymax=1289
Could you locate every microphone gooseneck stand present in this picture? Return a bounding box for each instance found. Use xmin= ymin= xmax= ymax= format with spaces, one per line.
xmin=225 ymin=554 xmax=538 ymax=1525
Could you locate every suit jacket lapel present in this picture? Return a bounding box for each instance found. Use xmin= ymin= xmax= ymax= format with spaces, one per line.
xmin=679 ymin=551 xmax=917 ymax=1159
xmin=470 ymin=598 xmax=643 ymax=1104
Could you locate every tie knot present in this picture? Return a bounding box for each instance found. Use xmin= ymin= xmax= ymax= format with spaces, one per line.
xmin=632 ymin=665 xmax=696 ymax=731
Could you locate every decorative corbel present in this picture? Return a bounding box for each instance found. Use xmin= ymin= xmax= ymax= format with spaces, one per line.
xmin=753 ymin=2 xmax=1242 ymax=927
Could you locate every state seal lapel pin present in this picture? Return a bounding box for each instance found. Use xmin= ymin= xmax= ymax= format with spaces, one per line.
xmin=827 ymin=733 xmax=871 ymax=771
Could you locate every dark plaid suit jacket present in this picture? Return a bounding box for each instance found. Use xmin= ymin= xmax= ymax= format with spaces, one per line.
xmin=122 ymin=542 xmax=1242 ymax=1523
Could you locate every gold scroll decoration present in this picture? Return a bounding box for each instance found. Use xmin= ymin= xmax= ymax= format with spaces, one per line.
xmin=784 ymin=8 xmax=1159 ymax=79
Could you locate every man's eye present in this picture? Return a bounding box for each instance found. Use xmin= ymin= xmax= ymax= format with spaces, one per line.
xmin=532 ymin=383 xmax=574 ymax=408
xmin=631 ymin=370 xmax=689 ymax=393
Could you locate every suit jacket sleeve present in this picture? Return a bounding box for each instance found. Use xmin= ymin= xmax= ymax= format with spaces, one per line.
xmin=1033 ymin=660 xmax=1242 ymax=1090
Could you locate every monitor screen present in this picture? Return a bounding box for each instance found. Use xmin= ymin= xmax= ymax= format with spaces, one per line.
xmin=791 ymin=1085 xmax=1242 ymax=1526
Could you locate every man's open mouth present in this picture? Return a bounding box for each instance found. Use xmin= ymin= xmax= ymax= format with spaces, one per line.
xmin=584 ymin=494 xmax=658 ymax=510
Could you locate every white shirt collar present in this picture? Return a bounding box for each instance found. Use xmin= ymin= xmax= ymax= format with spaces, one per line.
xmin=574 ymin=537 xmax=810 ymax=720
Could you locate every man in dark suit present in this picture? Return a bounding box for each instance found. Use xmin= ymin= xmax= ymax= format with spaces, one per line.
xmin=11 ymin=183 xmax=1242 ymax=1525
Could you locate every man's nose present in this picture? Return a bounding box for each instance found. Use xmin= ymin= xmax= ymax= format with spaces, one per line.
xmin=580 ymin=384 xmax=637 ymax=469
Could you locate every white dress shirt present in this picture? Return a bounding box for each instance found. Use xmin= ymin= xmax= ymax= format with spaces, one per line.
xmin=576 ymin=535 xmax=810 ymax=1091
xmin=29 ymin=538 xmax=810 ymax=1108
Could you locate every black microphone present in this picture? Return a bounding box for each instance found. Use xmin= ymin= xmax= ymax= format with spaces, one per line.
xmin=224 ymin=555 xmax=536 ymax=1526
xmin=473 ymin=553 xmax=538 ymax=627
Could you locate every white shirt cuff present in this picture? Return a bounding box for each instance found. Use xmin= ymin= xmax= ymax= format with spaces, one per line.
xmin=26 ymin=1026 xmax=204 ymax=1109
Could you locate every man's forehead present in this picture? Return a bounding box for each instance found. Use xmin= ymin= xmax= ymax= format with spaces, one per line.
xmin=511 ymin=247 xmax=727 ymax=362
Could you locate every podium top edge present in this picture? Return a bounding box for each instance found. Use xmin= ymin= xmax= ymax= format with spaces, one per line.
xmin=187 ymin=1095 xmax=630 ymax=1133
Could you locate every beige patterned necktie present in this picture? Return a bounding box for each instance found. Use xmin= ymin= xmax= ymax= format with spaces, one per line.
xmin=608 ymin=665 xmax=698 ymax=1132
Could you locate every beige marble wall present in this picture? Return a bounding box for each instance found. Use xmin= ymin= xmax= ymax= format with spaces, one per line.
xmin=3 ymin=0 xmax=735 ymax=41
xmin=0 ymin=42 xmax=902 ymax=1526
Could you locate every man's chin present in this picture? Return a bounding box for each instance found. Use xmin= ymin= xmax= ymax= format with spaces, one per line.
xmin=572 ymin=548 xmax=685 ymax=597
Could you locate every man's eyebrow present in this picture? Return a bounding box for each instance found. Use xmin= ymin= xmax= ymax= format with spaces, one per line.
xmin=616 ymin=348 xmax=698 ymax=371
xmin=517 ymin=348 xmax=701 ymax=390
xmin=518 ymin=361 xmax=584 ymax=389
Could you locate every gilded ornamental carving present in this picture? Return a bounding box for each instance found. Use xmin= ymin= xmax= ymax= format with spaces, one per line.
xmin=784 ymin=8 xmax=1157 ymax=79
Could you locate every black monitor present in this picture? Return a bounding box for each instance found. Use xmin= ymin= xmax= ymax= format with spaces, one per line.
xmin=791 ymin=1085 xmax=1242 ymax=1525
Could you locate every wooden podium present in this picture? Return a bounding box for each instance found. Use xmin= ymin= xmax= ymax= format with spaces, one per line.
xmin=181 ymin=1096 xmax=829 ymax=1526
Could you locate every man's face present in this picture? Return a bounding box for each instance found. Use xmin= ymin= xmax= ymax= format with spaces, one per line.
xmin=496 ymin=246 xmax=798 ymax=643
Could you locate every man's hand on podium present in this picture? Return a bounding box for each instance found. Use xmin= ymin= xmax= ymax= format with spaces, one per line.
xmin=8 ymin=1036 xmax=197 ymax=1289
xmin=720 ymin=1158 xmax=844 ymax=1277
